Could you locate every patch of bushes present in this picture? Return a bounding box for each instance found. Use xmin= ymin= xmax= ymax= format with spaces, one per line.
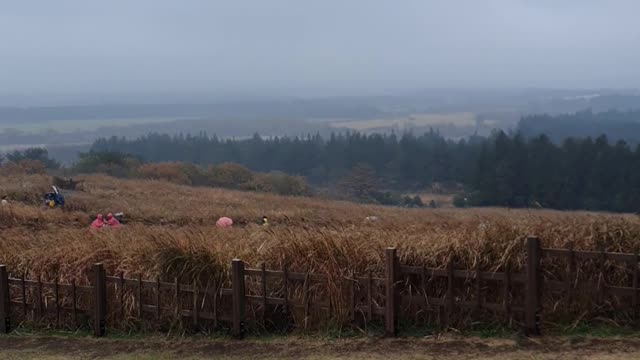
xmin=135 ymin=162 xmax=310 ymax=196
xmin=206 ymin=163 xmax=254 ymax=188
xmin=136 ymin=162 xmax=195 ymax=185
xmin=73 ymin=151 xmax=141 ymax=178
xmin=3 ymin=148 xmax=59 ymax=169
xmin=72 ymin=153 xmax=310 ymax=197
xmin=244 ymin=172 xmax=310 ymax=196
xmin=0 ymin=159 xmax=47 ymax=175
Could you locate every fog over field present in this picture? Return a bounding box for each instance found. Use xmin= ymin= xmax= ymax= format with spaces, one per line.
xmin=1 ymin=1 xmax=639 ymax=161
xmin=3 ymin=1 xmax=640 ymax=95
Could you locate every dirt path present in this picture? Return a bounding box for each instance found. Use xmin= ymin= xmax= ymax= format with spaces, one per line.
xmin=2 ymin=334 xmax=640 ymax=359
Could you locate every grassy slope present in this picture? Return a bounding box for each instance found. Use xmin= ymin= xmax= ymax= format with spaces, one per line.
xmin=2 ymin=173 xmax=639 ymax=278
xmin=2 ymin=173 xmax=640 ymax=328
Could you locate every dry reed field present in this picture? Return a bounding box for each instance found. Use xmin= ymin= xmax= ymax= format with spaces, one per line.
xmin=2 ymin=173 xmax=640 ymax=332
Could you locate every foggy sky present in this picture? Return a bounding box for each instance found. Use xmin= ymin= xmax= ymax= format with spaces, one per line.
xmin=1 ymin=0 xmax=639 ymax=97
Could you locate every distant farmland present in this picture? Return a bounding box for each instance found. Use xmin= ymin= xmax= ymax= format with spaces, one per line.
xmin=328 ymin=112 xmax=477 ymax=131
xmin=0 ymin=116 xmax=198 ymax=134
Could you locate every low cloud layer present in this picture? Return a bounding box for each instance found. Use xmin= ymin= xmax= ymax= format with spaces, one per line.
xmin=1 ymin=0 xmax=639 ymax=96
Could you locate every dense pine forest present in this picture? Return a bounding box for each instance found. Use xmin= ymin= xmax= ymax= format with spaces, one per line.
xmin=90 ymin=125 xmax=640 ymax=213
xmin=92 ymin=130 xmax=477 ymax=187
xmin=518 ymin=109 xmax=640 ymax=144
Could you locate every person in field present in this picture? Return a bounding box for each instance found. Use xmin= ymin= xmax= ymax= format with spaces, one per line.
xmin=90 ymin=214 xmax=104 ymax=229
xmin=105 ymin=213 xmax=121 ymax=228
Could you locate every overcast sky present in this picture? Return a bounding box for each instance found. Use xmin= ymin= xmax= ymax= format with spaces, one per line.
xmin=1 ymin=0 xmax=639 ymax=97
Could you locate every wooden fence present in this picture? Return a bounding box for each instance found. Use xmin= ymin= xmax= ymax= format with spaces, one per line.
xmin=1 ymin=236 xmax=639 ymax=338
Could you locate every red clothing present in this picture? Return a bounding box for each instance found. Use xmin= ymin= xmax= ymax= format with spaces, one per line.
xmin=91 ymin=215 xmax=104 ymax=229
xmin=106 ymin=216 xmax=120 ymax=227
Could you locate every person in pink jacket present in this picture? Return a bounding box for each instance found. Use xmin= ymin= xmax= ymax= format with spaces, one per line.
xmin=106 ymin=213 xmax=121 ymax=228
xmin=90 ymin=214 xmax=104 ymax=229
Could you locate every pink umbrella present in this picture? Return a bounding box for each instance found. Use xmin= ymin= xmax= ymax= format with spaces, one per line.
xmin=216 ymin=217 xmax=233 ymax=228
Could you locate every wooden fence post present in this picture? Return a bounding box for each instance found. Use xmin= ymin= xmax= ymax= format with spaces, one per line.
xmin=261 ymin=263 xmax=267 ymax=325
xmin=444 ymin=256 xmax=455 ymax=330
xmin=231 ymin=259 xmax=245 ymax=338
xmin=192 ymin=280 xmax=199 ymax=331
xmin=633 ymin=250 xmax=639 ymax=327
xmin=385 ymin=247 xmax=399 ymax=337
xmin=21 ymin=275 xmax=26 ymax=319
xmin=525 ymin=236 xmax=541 ymax=335
xmin=94 ymin=263 xmax=106 ymax=337
xmin=37 ymin=277 xmax=43 ymax=321
xmin=0 ymin=265 xmax=10 ymax=334
xmin=72 ymin=279 xmax=78 ymax=326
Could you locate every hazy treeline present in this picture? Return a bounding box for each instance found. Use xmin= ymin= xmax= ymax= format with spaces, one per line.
xmin=0 ymin=117 xmax=331 ymax=149
xmin=90 ymin=129 xmax=640 ymax=213
xmin=518 ymin=109 xmax=640 ymax=144
xmin=0 ymin=147 xmax=60 ymax=169
xmin=92 ymin=131 xmax=479 ymax=189
xmin=471 ymin=132 xmax=640 ymax=212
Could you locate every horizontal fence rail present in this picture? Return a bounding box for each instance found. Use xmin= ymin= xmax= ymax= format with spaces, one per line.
xmin=1 ymin=236 xmax=639 ymax=337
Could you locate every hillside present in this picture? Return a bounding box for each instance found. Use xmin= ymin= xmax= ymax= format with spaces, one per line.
xmin=2 ymin=173 xmax=640 ymax=330
xmin=2 ymin=172 xmax=639 ymax=273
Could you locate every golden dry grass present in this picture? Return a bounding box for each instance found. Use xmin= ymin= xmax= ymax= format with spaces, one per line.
xmin=2 ymin=173 xmax=640 ymax=330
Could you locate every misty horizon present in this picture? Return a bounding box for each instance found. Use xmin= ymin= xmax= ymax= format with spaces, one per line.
xmin=1 ymin=87 xmax=639 ymax=108
xmin=2 ymin=0 xmax=640 ymax=99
